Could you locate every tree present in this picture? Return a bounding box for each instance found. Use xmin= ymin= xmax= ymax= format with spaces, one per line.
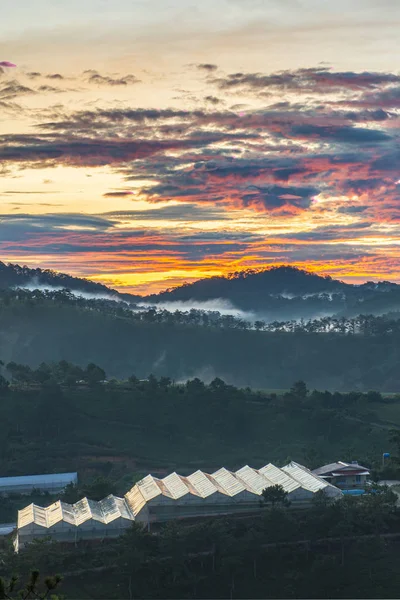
xmin=0 ymin=570 xmax=62 ymax=600
xmin=6 ymin=362 xmax=33 ymax=385
xmin=85 ymin=363 xmax=106 ymax=385
xmin=0 ymin=375 xmax=9 ymax=390
xmin=290 ymin=380 xmax=308 ymax=399
xmin=261 ymin=484 xmax=290 ymax=508
xmin=82 ymin=477 xmax=117 ymax=501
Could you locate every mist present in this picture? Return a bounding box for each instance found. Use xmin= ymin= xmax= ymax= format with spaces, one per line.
xmin=14 ymin=278 xmax=123 ymax=303
xmin=137 ymin=298 xmax=257 ymax=320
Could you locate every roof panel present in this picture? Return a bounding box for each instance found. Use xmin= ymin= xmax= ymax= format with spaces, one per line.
xmin=282 ymin=462 xmax=327 ymax=493
xmin=113 ymin=496 xmax=135 ymax=521
xmin=46 ymin=501 xmax=63 ymax=528
xmin=162 ymin=473 xmax=191 ymax=499
xmin=187 ymin=470 xmax=219 ymax=498
xmin=258 ymin=464 xmax=301 ymax=493
xmin=17 ymin=504 xmax=34 ymax=528
xmin=32 ymin=505 xmax=48 ymax=528
xmin=73 ymin=498 xmax=94 ymax=525
xmin=235 ymin=466 xmax=273 ymax=495
xmin=136 ymin=475 xmax=163 ymax=501
xmin=211 ymin=468 xmax=246 ymax=496
xmin=125 ymin=484 xmax=147 ymax=516
xmin=99 ymin=495 xmax=120 ymax=524
xmin=87 ymin=498 xmax=104 ymax=522
xmin=60 ymin=502 xmax=76 ymax=525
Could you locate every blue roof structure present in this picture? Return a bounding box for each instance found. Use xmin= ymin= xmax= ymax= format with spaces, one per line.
xmin=0 ymin=472 xmax=77 ymax=490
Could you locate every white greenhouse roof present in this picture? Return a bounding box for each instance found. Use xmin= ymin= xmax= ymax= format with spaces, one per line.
xmin=259 ymin=463 xmax=302 ymax=493
xmin=18 ymin=461 xmax=343 ymax=531
xmin=235 ymin=465 xmax=274 ymax=495
xmin=18 ymin=494 xmax=134 ymax=529
xmin=282 ymin=462 xmax=340 ymax=494
xmin=211 ymin=468 xmax=247 ymax=497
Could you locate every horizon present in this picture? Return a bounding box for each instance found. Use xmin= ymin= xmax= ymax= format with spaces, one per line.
xmin=1 ymin=0 xmax=400 ymax=294
xmin=2 ymin=259 xmax=398 ymax=296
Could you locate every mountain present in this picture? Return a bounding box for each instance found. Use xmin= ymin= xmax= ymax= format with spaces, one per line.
xmin=2 ymin=261 xmax=400 ymax=321
xmin=0 ymin=261 xmax=140 ymax=302
xmin=144 ymin=266 xmax=400 ymax=320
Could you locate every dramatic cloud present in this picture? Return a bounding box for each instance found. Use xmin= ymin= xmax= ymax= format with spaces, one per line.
xmin=211 ymin=67 xmax=400 ymax=95
xmin=1 ymin=64 xmax=400 ymax=291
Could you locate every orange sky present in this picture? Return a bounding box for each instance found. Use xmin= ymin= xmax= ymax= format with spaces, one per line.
xmin=1 ymin=0 xmax=400 ymax=293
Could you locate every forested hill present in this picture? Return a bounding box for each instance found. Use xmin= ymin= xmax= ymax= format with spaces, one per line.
xmin=145 ymin=266 xmax=400 ymax=319
xmin=0 ymin=288 xmax=399 ymax=391
xmin=0 ymin=261 xmax=139 ymax=302
xmin=2 ymin=262 xmax=400 ymax=319
xmin=148 ymin=266 xmax=346 ymax=300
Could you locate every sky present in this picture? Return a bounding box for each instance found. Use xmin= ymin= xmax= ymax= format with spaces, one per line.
xmin=1 ymin=0 xmax=400 ymax=294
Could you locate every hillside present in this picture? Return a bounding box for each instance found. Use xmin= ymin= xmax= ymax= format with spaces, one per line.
xmin=145 ymin=266 xmax=400 ymax=320
xmin=0 ymin=261 xmax=139 ymax=302
xmin=2 ymin=262 xmax=400 ymax=321
xmin=0 ymin=289 xmax=399 ymax=391
xmin=0 ymin=363 xmax=391 ymax=480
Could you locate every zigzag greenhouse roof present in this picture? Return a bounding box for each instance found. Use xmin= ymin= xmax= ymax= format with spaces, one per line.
xmin=18 ymin=462 xmax=342 ymax=530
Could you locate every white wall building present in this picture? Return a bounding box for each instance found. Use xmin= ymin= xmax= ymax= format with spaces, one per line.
xmin=15 ymin=461 xmax=342 ymax=550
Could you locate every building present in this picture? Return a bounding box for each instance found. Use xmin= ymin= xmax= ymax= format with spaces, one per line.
xmin=15 ymin=461 xmax=342 ymax=550
xmin=0 ymin=473 xmax=78 ymax=496
xmin=312 ymin=461 xmax=370 ymax=490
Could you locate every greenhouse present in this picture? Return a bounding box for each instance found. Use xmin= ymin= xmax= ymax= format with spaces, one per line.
xmin=15 ymin=461 xmax=342 ymax=550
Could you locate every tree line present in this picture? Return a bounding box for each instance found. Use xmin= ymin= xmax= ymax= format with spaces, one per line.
xmin=1 ymin=288 xmax=400 ymax=336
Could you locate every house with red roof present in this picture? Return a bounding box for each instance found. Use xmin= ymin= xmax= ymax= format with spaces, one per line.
xmin=312 ymin=461 xmax=370 ymax=490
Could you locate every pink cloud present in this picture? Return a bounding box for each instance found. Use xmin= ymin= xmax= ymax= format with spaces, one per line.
xmin=0 ymin=61 xmax=16 ymax=68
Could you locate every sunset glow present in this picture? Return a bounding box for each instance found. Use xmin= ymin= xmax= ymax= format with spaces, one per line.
xmin=1 ymin=0 xmax=400 ymax=293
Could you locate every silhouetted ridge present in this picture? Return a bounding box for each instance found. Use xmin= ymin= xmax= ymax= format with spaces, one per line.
xmin=145 ymin=266 xmax=346 ymax=303
xmin=0 ymin=261 xmax=139 ymax=301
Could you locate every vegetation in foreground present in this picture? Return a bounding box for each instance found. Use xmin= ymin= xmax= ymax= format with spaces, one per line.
xmin=1 ymin=488 xmax=400 ymax=599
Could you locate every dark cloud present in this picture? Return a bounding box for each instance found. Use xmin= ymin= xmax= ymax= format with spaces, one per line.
xmin=276 ymin=222 xmax=376 ymax=242
xmin=0 ymin=81 xmax=36 ymax=100
xmin=37 ymin=85 xmax=63 ymax=93
xmin=103 ymin=191 xmax=134 ymax=197
xmin=46 ymin=73 xmax=64 ymax=80
xmin=0 ymin=133 xmax=244 ymax=167
xmin=83 ymin=70 xmax=140 ymax=86
xmin=1 ymin=190 xmax=60 ymax=195
xmin=289 ymin=124 xmax=391 ymax=143
xmin=346 ymin=86 xmax=400 ymax=109
xmin=196 ymin=64 xmax=218 ymax=72
xmin=0 ymin=213 xmax=113 ymax=239
xmin=105 ymin=204 xmax=230 ymax=221
xmin=241 ymin=184 xmax=318 ymax=211
xmin=338 ymin=205 xmax=369 ymax=214
xmin=212 ymin=67 xmax=400 ymax=95
xmin=204 ymin=95 xmax=223 ymax=105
